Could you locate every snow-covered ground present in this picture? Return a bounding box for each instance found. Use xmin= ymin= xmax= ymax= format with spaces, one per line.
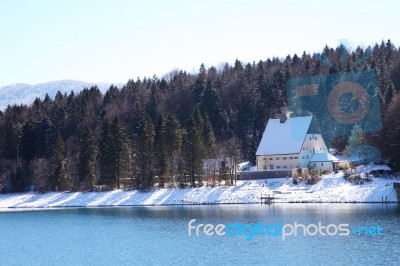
xmin=0 ymin=172 xmax=398 ymax=209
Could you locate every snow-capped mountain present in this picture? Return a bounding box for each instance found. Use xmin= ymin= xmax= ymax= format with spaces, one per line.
xmin=0 ymin=80 xmax=122 ymax=111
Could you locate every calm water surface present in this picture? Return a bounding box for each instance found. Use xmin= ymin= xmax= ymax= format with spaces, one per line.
xmin=0 ymin=204 xmax=399 ymax=266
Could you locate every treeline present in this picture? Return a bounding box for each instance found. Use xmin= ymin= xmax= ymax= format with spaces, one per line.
xmin=1 ymin=40 xmax=400 ymax=192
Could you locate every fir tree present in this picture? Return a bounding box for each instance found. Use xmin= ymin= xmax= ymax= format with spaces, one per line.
xmin=202 ymin=113 xmax=217 ymax=158
xmin=182 ymin=113 xmax=205 ymax=187
xmin=78 ymin=128 xmax=97 ymax=190
xmin=147 ymin=83 xmax=160 ymax=125
xmin=346 ymin=124 xmax=365 ymax=164
xmin=110 ymin=117 xmax=131 ymax=189
xmin=247 ymin=136 xmax=258 ymax=166
xmin=138 ymin=115 xmax=154 ymax=189
xmin=164 ymin=113 xmax=183 ymax=183
xmin=200 ymin=80 xmax=227 ymax=135
xmin=192 ymin=64 xmax=207 ymax=105
xmin=3 ymin=117 xmax=22 ymax=160
xmin=98 ymin=120 xmax=113 ymax=187
xmin=154 ymin=115 xmax=168 ymax=187
xmin=11 ymin=165 xmax=27 ymax=193
xmin=50 ymin=131 xmax=71 ymax=191
xmin=20 ymin=120 xmax=38 ymax=161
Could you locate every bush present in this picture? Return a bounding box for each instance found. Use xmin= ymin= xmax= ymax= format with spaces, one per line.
xmin=306 ymin=169 xmax=321 ymax=185
xmin=178 ymin=182 xmax=187 ymax=189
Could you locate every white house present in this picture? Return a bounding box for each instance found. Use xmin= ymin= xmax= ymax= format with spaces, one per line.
xmin=255 ymin=108 xmax=338 ymax=173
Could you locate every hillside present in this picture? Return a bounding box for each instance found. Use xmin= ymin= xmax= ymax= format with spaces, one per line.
xmin=1 ymin=40 xmax=400 ymax=194
xmin=0 ymin=80 xmax=118 ymax=110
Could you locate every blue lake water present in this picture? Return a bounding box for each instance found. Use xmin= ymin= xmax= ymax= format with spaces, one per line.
xmin=0 ymin=204 xmax=399 ymax=266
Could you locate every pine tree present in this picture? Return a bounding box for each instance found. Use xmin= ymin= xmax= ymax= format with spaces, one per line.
xmin=138 ymin=115 xmax=154 ymax=189
xmin=154 ymin=115 xmax=168 ymax=187
xmin=192 ymin=64 xmax=207 ymax=105
xmin=98 ymin=120 xmax=113 ymax=187
xmin=51 ymin=105 xmax=68 ymax=137
xmin=78 ymin=128 xmax=97 ymax=190
xmin=236 ymin=91 xmax=255 ymax=158
xmin=20 ymin=120 xmax=38 ymax=161
xmin=202 ymin=113 xmax=217 ymax=158
xmin=192 ymin=105 xmax=203 ymax=129
xmin=110 ymin=117 xmax=131 ymax=189
xmin=50 ymin=130 xmax=71 ymax=191
xmin=200 ymin=80 xmax=227 ymax=135
xmin=11 ymin=165 xmax=26 ymax=192
xmin=346 ymin=124 xmax=365 ymax=164
xmin=202 ymin=113 xmax=218 ymax=186
xmin=182 ymin=113 xmax=205 ymax=187
xmin=65 ymin=94 xmax=80 ymax=136
xmin=376 ymin=57 xmax=396 ymax=109
xmin=247 ymin=136 xmax=258 ymax=166
xmin=271 ymin=70 xmax=286 ymax=106
xmin=3 ymin=117 xmax=22 ymax=160
xmin=164 ymin=113 xmax=183 ymax=183
xmin=103 ymin=85 xmax=120 ymax=105
xmin=147 ymin=83 xmax=160 ymax=125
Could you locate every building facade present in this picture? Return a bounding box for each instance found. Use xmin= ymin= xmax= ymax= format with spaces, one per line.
xmin=255 ymin=111 xmax=338 ymax=174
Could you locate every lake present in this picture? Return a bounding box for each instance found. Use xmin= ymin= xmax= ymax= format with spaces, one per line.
xmin=0 ymin=204 xmax=399 ymax=266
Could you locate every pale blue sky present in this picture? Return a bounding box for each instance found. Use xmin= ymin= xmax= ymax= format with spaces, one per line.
xmin=0 ymin=0 xmax=398 ymax=87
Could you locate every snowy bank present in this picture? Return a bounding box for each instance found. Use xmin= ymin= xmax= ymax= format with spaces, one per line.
xmin=0 ymin=172 xmax=398 ymax=208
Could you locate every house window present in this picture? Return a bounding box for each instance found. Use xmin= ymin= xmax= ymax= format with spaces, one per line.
xmin=269 ymin=158 xmax=273 ymax=160
xmin=310 ymin=136 xmax=312 ymax=140
xmin=276 ymin=157 xmax=280 ymax=160
xmin=270 ymin=165 xmax=274 ymax=170
xmin=321 ymin=163 xmax=324 ymax=166
xmin=283 ymin=157 xmax=287 ymax=160
xmin=263 ymin=158 xmax=267 ymax=161
xmin=283 ymin=166 xmax=287 ymax=169
xmin=277 ymin=166 xmax=281 ymax=169
xmin=303 ymin=147 xmax=305 ymax=150
xmin=306 ymin=155 xmax=309 ymax=159
xmin=302 ymin=156 xmax=305 ymax=159
xmin=289 ymin=157 xmax=293 ymax=159
xmin=295 ymin=156 xmax=298 ymax=159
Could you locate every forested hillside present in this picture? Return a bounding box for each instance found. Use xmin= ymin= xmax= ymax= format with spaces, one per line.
xmin=1 ymin=40 xmax=400 ymax=193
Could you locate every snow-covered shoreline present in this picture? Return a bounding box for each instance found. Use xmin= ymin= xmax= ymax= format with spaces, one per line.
xmin=0 ymin=172 xmax=398 ymax=209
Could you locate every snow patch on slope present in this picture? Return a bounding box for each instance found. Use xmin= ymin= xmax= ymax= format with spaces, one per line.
xmin=0 ymin=172 xmax=398 ymax=208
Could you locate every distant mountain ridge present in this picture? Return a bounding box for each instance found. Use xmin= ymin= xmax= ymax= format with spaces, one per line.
xmin=0 ymin=80 xmax=122 ymax=110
